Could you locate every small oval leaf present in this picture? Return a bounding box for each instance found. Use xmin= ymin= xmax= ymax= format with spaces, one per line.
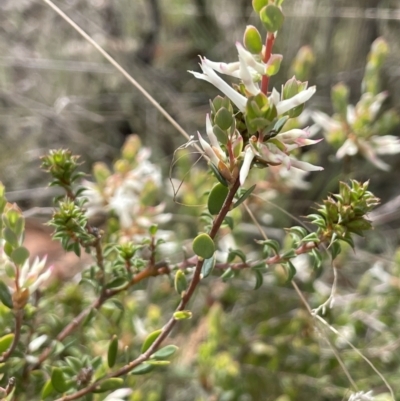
xmin=192 ymin=233 xmax=215 ymax=259
xmin=141 ymin=329 xmax=162 ymax=353
xmin=51 ymin=368 xmax=68 ymax=393
xmin=174 ymin=270 xmax=187 ymax=296
xmin=201 ymin=256 xmax=215 ymax=279
xmin=131 ymin=363 xmax=154 ymax=375
xmin=173 ymin=310 xmax=192 ymax=320
xmin=93 ymin=378 xmax=124 ymax=393
xmin=208 ymin=183 xmax=229 ymax=215
xmin=41 ymin=379 xmax=54 ymax=399
xmin=0 ymin=280 xmax=13 ymax=309
xmin=10 ymin=246 xmax=30 ymax=266
xmin=151 ymin=345 xmax=178 ymax=360
xmin=0 ymin=333 xmax=14 ymax=354
xmin=107 ymin=335 xmax=118 ymax=368
xmin=260 ymin=4 xmax=285 ymax=33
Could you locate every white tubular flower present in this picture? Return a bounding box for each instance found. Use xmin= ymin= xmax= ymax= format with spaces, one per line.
xmin=336 ymin=138 xmax=358 ymax=159
xmin=348 ymin=391 xmax=374 ymax=401
xmin=271 ymin=86 xmax=316 ymax=115
xmin=189 ymin=57 xmax=248 ymax=112
xmin=371 ymin=135 xmax=400 ymax=154
xmin=239 ymin=146 xmax=256 ymax=185
xmin=104 ymin=388 xmax=133 ymax=401
xmin=311 ymin=110 xmax=342 ymax=132
xmin=197 ymin=132 xmax=220 ymax=166
xmin=239 ymin=127 xmax=323 ymax=185
xmin=19 ymin=256 xmax=52 ymax=293
xmin=238 ymin=52 xmax=260 ymax=96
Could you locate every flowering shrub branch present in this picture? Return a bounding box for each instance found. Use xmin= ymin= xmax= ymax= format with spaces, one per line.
xmin=0 ymin=1 xmax=397 ymax=401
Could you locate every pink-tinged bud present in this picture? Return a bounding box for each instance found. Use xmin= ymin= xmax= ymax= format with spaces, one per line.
xmin=265 ymin=54 xmax=283 ymax=76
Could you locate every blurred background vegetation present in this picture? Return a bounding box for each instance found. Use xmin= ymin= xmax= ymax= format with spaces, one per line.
xmin=1 ymin=0 xmax=400 ymax=400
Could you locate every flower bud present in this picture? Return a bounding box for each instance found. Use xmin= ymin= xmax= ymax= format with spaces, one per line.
xmin=331 ymin=83 xmax=349 ymax=119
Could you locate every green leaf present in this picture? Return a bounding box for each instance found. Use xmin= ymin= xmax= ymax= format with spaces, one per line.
xmin=208 ymin=183 xmax=229 ymax=215
xmin=252 ymin=0 xmax=268 ymax=13
xmin=141 ymin=329 xmax=162 ymax=353
xmin=330 ymin=241 xmax=341 ymax=260
xmin=192 ymin=233 xmax=215 ymax=259
xmin=174 ymin=270 xmax=187 ymax=296
xmin=223 ymin=216 xmax=234 ymax=230
xmin=107 ymin=335 xmax=118 ymax=368
xmin=215 ymin=107 xmax=234 ymax=131
xmin=311 ymin=248 xmax=322 ymax=270
xmin=232 ymin=185 xmax=256 ymax=209
xmin=10 ymin=246 xmax=30 ymax=266
xmin=173 ymin=310 xmax=192 ymax=320
xmin=151 ymin=345 xmax=178 ymax=360
xmin=260 ymin=5 xmax=284 ymax=32
xmin=93 ymin=378 xmax=123 ymax=393
xmin=105 ymin=277 xmax=128 ymax=290
xmin=259 ymin=239 xmax=280 ymax=256
xmin=51 ymin=367 xmax=69 ymax=393
xmin=41 ymin=379 xmax=54 ymax=399
xmin=146 ymin=360 xmax=170 ymax=366
xmin=253 ymin=269 xmax=264 ymax=290
xmin=131 ymin=363 xmax=154 ymax=375
xmin=201 ymin=256 xmax=215 ymax=278
xmin=281 ymin=249 xmax=296 ymax=259
xmin=0 ymin=333 xmax=14 ymax=354
xmin=244 ymin=25 xmax=263 ymax=54
xmin=149 ymin=224 xmax=158 ymax=236
xmin=209 ymin=163 xmax=228 ymax=187
xmin=220 ymin=267 xmax=236 ymax=282
xmin=285 ymin=261 xmax=297 ymax=283
xmin=272 ymin=116 xmax=289 ymax=135
xmin=3 ymin=227 xmax=18 ymax=248
xmin=227 ymin=249 xmax=247 ymax=263
xmin=0 ymin=280 xmax=13 ymax=309
xmin=301 ymin=232 xmax=320 ymax=243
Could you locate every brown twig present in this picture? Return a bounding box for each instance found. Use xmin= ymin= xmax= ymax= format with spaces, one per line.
xmin=0 ymin=310 xmax=23 ymax=363
xmin=53 ymin=178 xmax=241 ymax=401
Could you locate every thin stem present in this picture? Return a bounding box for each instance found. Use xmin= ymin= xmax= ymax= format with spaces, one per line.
xmin=31 ymin=264 xmax=169 ymax=370
xmin=0 ymin=310 xmax=23 ymax=362
xmin=54 ymin=178 xmax=241 ymax=401
xmin=261 ymin=32 xmax=275 ymax=95
xmin=40 ymin=0 xmax=192 ymax=144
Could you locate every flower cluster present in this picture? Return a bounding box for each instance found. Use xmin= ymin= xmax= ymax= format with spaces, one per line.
xmin=82 ymin=135 xmax=170 ymax=236
xmin=312 ymin=37 xmax=400 ymax=171
xmin=189 ymin=4 xmax=323 ymax=187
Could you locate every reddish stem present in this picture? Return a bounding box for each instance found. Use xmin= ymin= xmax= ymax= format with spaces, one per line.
xmin=261 ymin=32 xmax=275 ymax=95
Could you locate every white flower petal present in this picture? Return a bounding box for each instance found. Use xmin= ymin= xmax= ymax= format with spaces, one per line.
xmin=189 ymin=58 xmax=247 ymax=112
xmin=311 ymin=110 xmax=341 ymax=132
xmin=104 ymin=388 xmax=133 ymax=401
xmin=197 ymin=132 xmax=219 ymax=166
xmin=205 ymin=114 xmax=221 ymax=150
xmin=347 ymin=105 xmax=356 ymax=125
xmin=240 ymin=146 xmax=255 ymax=185
xmin=290 ymin=158 xmax=324 ymax=172
xmin=336 ymin=138 xmax=358 ymax=159
xmin=269 ymin=88 xmax=281 ymax=107
xmin=369 ymin=91 xmax=387 ymax=120
xmin=239 ymin=54 xmax=260 ymax=96
xmin=371 ymin=135 xmax=400 ymax=155
xmin=276 ymin=86 xmax=316 ymax=115
xmin=358 ymin=139 xmax=390 ymax=171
